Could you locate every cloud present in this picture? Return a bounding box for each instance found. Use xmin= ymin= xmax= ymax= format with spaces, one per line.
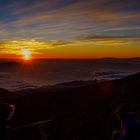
xmin=0 ymin=38 xmax=72 ymax=55
xmin=0 ymin=36 xmax=140 ymax=58
xmin=0 ymin=0 xmax=140 ymax=40
xmin=47 ymin=40 xmax=72 ymax=46
xmin=103 ymin=26 xmax=140 ymax=31
xmin=75 ymin=35 xmax=140 ymax=47
xmin=0 ymin=71 xmax=37 ymax=91
xmin=0 ymin=0 xmax=140 ymax=58
xmin=78 ymin=35 xmax=133 ymax=40
xmin=94 ymin=71 xmax=131 ymax=80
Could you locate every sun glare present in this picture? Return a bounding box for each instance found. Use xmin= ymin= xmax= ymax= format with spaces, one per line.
xmin=20 ymin=50 xmax=32 ymax=61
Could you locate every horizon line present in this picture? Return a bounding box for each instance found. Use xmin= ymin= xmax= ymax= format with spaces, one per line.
xmin=0 ymin=57 xmax=140 ymax=60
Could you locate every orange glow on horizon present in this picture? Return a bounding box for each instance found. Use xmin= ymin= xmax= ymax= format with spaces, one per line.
xmin=0 ymin=38 xmax=139 ymax=59
xmin=0 ymin=53 xmax=139 ymax=59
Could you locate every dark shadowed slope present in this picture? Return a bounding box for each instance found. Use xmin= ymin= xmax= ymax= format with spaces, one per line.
xmin=16 ymin=80 xmax=98 ymax=95
xmin=10 ymin=72 xmax=140 ymax=140
xmin=0 ymin=88 xmax=20 ymax=103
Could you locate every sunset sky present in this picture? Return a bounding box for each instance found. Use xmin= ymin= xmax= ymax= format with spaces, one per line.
xmin=0 ymin=0 xmax=140 ymax=59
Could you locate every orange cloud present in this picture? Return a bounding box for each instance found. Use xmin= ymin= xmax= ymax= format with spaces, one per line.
xmin=0 ymin=36 xmax=139 ymax=59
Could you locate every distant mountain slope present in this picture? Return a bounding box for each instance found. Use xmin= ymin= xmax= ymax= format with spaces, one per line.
xmin=10 ymin=72 xmax=140 ymax=140
xmin=16 ymin=80 xmax=98 ymax=95
xmin=0 ymin=88 xmax=19 ymax=103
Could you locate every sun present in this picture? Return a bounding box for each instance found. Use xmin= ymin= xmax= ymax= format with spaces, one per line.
xmin=20 ymin=50 xmax=32 ymax=61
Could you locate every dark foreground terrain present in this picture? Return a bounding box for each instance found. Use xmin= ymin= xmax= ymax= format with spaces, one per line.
xmin=1 ymin=72 xmax=140 ymax=140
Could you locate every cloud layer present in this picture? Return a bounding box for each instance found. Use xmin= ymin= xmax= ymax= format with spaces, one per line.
xmin=0 ymin=0 xmax=140 ymax=40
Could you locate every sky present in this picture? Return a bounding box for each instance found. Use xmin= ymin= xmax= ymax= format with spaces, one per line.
xmin=0 ymin=0 xmax=140 ymax=59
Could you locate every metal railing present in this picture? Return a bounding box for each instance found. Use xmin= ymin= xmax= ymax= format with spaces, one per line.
xmin=8 ymin=119 xmax=53 ymax=140
xmin=11 ymin=119 xmax=52 ymax=130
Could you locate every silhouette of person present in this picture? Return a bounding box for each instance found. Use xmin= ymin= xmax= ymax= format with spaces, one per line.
xmin=0 ymin=103 xmax=15 ymax=140
xmin=112 ymin=105 xmax=140 ymax=140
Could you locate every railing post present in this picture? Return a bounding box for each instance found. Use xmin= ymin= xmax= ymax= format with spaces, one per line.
xmin=38 ymin=124 xmax=48 ymax=140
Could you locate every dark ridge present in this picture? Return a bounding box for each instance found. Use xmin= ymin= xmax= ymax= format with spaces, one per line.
xmin=15 ymin=80 xmax=98 ymax=95
xmin=0 ymin=88 xmax=20 ymax=103
xmin=8 ymin=72 xmax=140 ymax=140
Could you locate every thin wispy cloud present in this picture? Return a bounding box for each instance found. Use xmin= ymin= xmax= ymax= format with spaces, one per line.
xmin=0 ymin=0 xmax=139 ymax=39
xmin=0 ymin=0 xmax=140 ymax=58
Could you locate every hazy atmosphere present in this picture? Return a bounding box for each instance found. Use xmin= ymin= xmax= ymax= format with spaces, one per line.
xmin=0 ymin=59 xmax=140 ymax=91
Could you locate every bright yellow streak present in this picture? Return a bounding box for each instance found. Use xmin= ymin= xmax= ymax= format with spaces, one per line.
xmin=20 ymin=50 xmax=31 ymax=60
xmin=0 ymin=38 xmax=140 ymax=59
